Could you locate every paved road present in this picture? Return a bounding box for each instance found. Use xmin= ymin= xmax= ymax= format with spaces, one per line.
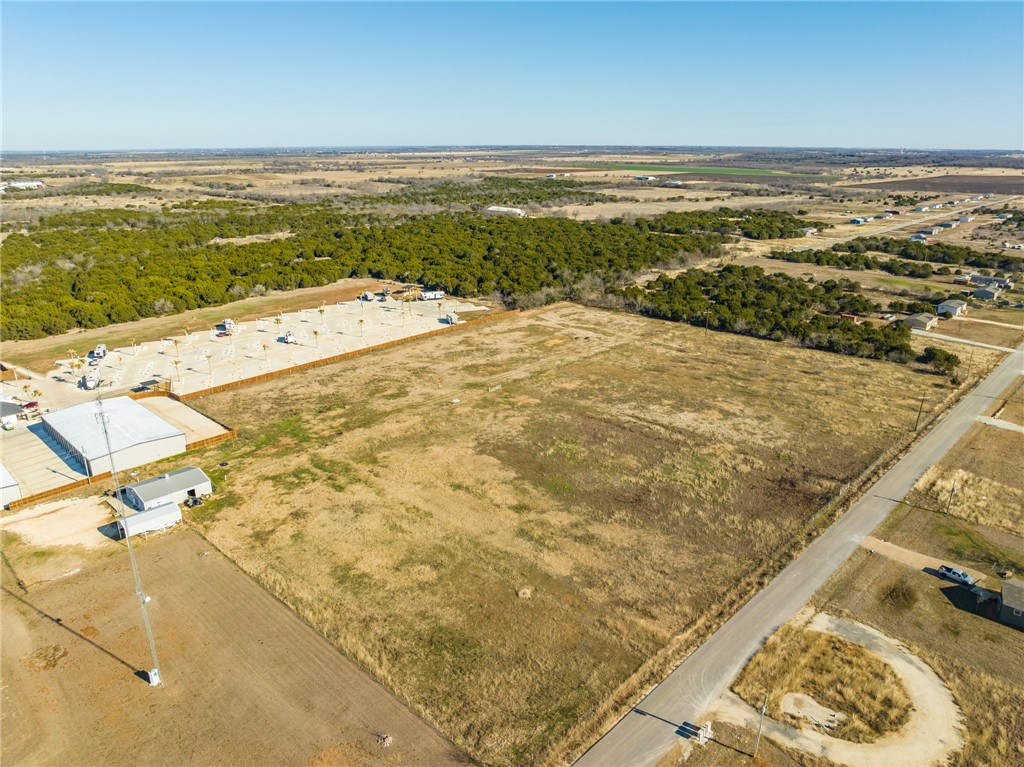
xmin=575 ymin=344 xmax=1023 ymax=767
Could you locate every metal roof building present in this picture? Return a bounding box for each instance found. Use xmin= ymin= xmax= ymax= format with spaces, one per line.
xmin=41 ymin=397 xmax=186 ymax=477
xmin=1 ymin=463 xmax=21 ymax=508
xmin=122 ymin=466 xmax=212 ymax=511
xmin=116 ymin=501 xmax=183 ymax=539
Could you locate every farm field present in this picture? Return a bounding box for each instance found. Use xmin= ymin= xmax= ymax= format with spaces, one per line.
xmin=0 ymin=529 xmax=466 ymax=767
xmin=847 ymin=175 xmax=1024 ymax=195
xmin=182 ymin=303 xmax=965 ymax=767
xmin=567 ymin=164 xmax=813 ymax=177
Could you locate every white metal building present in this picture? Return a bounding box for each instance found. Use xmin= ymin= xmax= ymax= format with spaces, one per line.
xmin=121 ymin=466 xmax=212 ymax=511
xmin=116 ymin=501 xmax=183 ymax=538
xmin=1 ymin=463 xmax=21 ymax=507
xmin=41 ymin=397 xmax=186 ymax=477
xmin=1 ymin=401 xmax=20 ymax=429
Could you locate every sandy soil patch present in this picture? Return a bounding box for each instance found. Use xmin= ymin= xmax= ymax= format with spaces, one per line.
xmin=0 ymin=496 xmax=113 ymax=549
xmin=714 ymin=613 xmax=963 ymax=767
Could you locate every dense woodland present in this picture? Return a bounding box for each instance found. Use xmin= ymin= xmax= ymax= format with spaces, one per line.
xmin=633 ymin=208 xmax=830 ymax=240
xmin=2 ymin=182 xmax=155 ymax=198
xmin=613 ymin=266 xmax=913 ymax=362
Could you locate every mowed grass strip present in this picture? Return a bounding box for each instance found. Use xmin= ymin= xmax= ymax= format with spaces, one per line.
xmin=732 ymin=623 xmax=913 ymax=743
xmin=187 ymin=304 xmax=951 ymax=767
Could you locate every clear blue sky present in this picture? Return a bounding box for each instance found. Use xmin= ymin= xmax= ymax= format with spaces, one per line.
xmin=3 ymin=2 xmax=1022 ymax=151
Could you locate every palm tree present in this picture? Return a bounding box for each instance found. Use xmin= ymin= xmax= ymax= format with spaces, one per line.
xmin=318 ymin=307 xmax=326 ymax=326
xmin=262 ymin=343 xmax=270 ymax=363
xmin=173 ymin=339 xmax=181 ymax=358
xmin=312 ymin=329 xmax=320 ymax=348
xmin=172 ymin=359 xmax=182 ymax=381
xmin=358 ymin=318 xmax=365 ymax=337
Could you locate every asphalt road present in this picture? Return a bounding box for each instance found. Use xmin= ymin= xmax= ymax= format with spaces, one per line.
xmin=575 ymin=343 xmax=1023 ymax=767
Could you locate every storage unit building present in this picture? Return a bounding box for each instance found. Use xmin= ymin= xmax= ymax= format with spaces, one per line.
xmin=122 ymin=466 xmax=212 ymax=511
xmin=41 ymin=397 xmax=186 ymax=477
xmin=116 ymin=501 xmax=183 ymax=538
xmin=0 ymin=463 xmax=21 ymax=508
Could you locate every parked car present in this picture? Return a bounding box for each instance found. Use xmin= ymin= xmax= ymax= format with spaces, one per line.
xmin=938 ymin=565 xmax=976 ymax=586
xmin=22 ymin=401 xmax=39 ymax=410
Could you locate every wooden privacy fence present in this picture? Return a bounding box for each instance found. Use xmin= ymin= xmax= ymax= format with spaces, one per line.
xmin=172 ymin=308 xmax=520 ymax=401
xmin=3 ymin=309 xmax=520 ymax=512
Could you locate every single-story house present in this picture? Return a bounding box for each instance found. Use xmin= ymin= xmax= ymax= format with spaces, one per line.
xmin=909 ymin=234 xmax=927 ymax=243
xmin=914 ymin=206 xmax=931 ymax=212
xmin=973 ymin=287 xmax=1002 ymax=301
xmin=999 ymin=579 xmax=1024 ymax=630
xmin=939 ymin=221 xmax=958 ymax=229
xmin=121 ymin=466 xmax=212 ymax=511
xmin=877 ymin=213 xmax=893 ymax=220
xmin=959 ymin=215 xmax=975 ymax=223
xmin=839 ymin=313 xmax=863 ymax=324
xmin=116 ymin=501 xmax=183 ymax=539
xmin=953 ymin=274 xmax=973 ymax=285
xmin=800 ymin=227 xmax=818 ymax=236
xmin=850 ymin=218 xmax=866 ymax=225
xmin=903 ymin=313 xmax=938 ymax=330
xmin=937 ymin=299 xmax=968 ymax=317
xmin=997 ymin=213 xmax=1013 ymax=220
xmin=633 ymin=176 xmax=657 ymax=182
xmin=1 ymin=401 xmax=20 ymax=429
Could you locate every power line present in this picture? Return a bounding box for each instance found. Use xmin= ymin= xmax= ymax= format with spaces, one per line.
xmin=94 ymin=396 xmax=163 ymax=687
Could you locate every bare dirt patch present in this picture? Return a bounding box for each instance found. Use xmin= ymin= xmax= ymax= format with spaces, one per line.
xmin=0 ymin=529 xmax=466 ymax=767
xmin=183 ymin=304 xmax=954 ymax=767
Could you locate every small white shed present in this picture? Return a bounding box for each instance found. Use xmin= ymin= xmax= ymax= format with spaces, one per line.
xmin=122 ymin=466 xmax=212 ymax=511
xmin=116 ymin=501 xmax=182 ymax=538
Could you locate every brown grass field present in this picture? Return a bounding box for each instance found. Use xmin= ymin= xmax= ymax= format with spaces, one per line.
xmin=731 ymin=623 xmax=912 ymax=743
xmin=172 ymin=303 xmax=964 ymax=767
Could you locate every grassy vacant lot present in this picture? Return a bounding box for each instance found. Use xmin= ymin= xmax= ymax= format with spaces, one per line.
xmin=187 ymin=304 xmax=953 ymax=767
xmin=732 ymin=623 xmax=912 ymax=743
xmin=814 ymin=543 xmax=1024 ymax=767
xmin=901 ymin=418 xmax=1024 ymax=535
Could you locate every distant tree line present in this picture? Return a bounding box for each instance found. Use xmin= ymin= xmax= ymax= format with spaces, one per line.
xmin=832 ymin=237 xmax=1023 ymax=274
xmin=612 ymin=266 xmax=913 ymax=362
xmin=633 ymin=208 xmax=830 ymax=240
xmin=1 ymin=182 xmax=154 ymax=198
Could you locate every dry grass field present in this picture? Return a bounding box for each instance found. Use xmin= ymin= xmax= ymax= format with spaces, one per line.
xmin=900 ymin=414 xmax=1023 ymax=534
xmin=177 ymin=304 xmax=958 ymax=767
xmin=731 ymin=624 xmax=912 ymax=743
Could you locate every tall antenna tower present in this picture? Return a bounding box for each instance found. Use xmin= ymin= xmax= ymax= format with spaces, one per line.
xmin=95 ymin=397 xmax=164 ymax=686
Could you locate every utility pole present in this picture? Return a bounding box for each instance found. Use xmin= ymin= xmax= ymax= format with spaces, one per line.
xmin=95 ymin=398 xmax=163 ymax=687
xmin=753 ymin=691 xmax=768 ymax=758
xmin=966 ymin=348 xmax=974 ymax=381
xmin=913 ymin=393 xmax=928 ymax=431
xmin=945 ymin=484 xmax=957 ymax=514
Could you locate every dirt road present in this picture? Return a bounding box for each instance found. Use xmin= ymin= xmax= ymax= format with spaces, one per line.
xmin=0 ymin=529 xmax=466 ymax=767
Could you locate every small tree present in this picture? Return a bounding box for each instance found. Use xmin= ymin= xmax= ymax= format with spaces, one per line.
xmin=921 ymin=346 xmax=961 ymax=376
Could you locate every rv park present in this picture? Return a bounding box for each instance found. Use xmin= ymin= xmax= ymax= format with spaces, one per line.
xmin=2 ymin=148 xmax=1023 ymax=767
